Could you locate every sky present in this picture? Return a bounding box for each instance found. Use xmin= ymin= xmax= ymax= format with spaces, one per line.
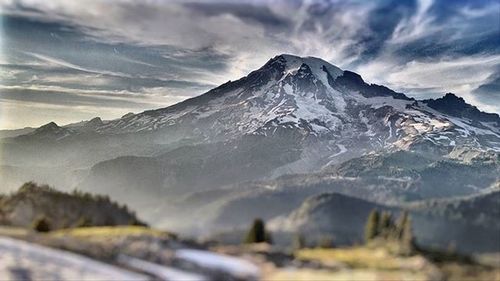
xmin=0 ymin=0 xmax=499 ymax=129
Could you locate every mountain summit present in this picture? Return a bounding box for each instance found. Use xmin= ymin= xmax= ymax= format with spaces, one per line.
xmin=86 ymin=54 xmax=498 ymax=156
xmin=10 ymin=54 xmax=500 ymax=159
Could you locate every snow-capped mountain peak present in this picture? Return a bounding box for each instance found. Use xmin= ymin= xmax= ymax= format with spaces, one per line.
xmin=18 ymin=54 xmax=499 ymax=158
xmin=269 ymin=54 xmax=344 ymax=85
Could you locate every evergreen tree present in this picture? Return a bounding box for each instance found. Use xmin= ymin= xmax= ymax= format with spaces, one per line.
xmin=364 ymin=209 xmax=380 ymax=242
xmin=402 ymin=217 xmax=415 ymax=250
xmin=244 ymin=218 xmax=266 ymax=243
xmin=396 ymin=210 xmax=409 ymax=239
xmin=32 ymin=216 xmax=51 ymax=232
xmin=379 ymin=211 xmax=393 ymax=238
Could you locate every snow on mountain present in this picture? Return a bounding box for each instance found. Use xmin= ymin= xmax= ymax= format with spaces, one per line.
xmin=16 ymin=54 xmax=500 ymax=156
xmin=87 ymin=54 xmax=499 ymax=153
xmin=5 ymin=54 xmax=498 ymax=236
xmin=94 ymin=54 xmax=348 ymax=136
xmin=18 ymin=122 xmax=75 ymax=141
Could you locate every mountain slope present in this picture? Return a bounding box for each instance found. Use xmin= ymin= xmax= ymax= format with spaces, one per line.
xmin=4 ymin=55 xmax=498 ymax=161
xmin=90 ymin=55 xmax=499 ymax=154
xmin=271 ymin=191 xmax=500 ymax=253
xmin=0 ymin=182 xmax=144 ymax=229
xmin=423 ymin=93 xmax=499 ymax=126
xmin=134 ymin=149 xmax=497 ymax=235
xmin=10 ymin=54 xmax=498 ymax=153
xmin=1 ymin=54 xmax=499 ymax=239
xmin=8 ymin=54 xmax=495 ymax=192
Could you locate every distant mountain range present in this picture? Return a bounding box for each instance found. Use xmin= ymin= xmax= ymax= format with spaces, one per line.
xmin=270 ymin=189 xmax=500 ymax=253
xmin=1 ymin=54 xmax=498 ymax=253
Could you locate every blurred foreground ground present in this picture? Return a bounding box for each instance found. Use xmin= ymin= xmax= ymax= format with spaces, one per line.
xmin=0 ymin=226 xmax=499 ymax=281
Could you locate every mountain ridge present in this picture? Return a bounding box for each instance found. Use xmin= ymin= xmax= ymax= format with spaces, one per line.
xmin=270 ymin=190 xmax=500 ymax=253
xmin=9 ymin=55 xmax=499 ymax=149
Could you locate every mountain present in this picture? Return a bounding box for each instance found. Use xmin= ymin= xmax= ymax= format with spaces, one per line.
xmin=423 ymin=93 xmax=500 ymax=126
xmin=0 ymin=182 xmax=144 ymax=230
xmin=1 ymin=54 xmax=499 ymax=246
xmin=0 ymin=127 xmax=35 ymax=138
xmin=16 ymin=122 xmax=75 ymax=141
xmin=270 ymin=191 xmax=500 ymax=253
xmin=84 ymin=55 xmax=499 ymax=149
xmin=7 ymin=55 xmax=499 ymax=151
xmin=149 ymin=150 xmax=497 ymax=237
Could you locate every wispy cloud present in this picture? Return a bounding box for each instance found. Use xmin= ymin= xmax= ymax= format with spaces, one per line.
xmin=390 ymin=0 xmax=436 ymax=44
xmin=359 ymin=55 xmax=500 ymax=91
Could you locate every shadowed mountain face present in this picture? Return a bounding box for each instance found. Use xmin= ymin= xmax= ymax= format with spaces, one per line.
xmin=270 ymin=190 xmax=500 ymax=253
xmin=423 ymin=93 xmax=500 ymax=125
xmin=0 ymin=55 xmax=499 ymax=252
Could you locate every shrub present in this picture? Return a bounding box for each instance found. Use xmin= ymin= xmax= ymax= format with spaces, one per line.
xmin=244 ymin=218 xmax=267 ymax=243
xmin=32 ymin=216 xmax=51 ymax=232
xmin=364 ymin=209 xmax=380 ymax=242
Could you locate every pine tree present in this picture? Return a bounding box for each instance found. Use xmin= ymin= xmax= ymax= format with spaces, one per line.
xmin=402 ymin=217 xmax=415 ymax=250
xmin=364 ymin=210 xmax=380 ymax=242
xmin=244 ymin=218 xmax=266 ymax=243
xmin=379 ymin=211 xmax=393 ymax=238
xmin=396 ymin=210 xmax=409 ymax=239
xmin=32 ymin=216 xmax=51 ymax=232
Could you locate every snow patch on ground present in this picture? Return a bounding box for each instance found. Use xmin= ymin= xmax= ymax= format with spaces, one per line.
xmin=175 ymin=249 xmax=260 ymax=279
xmin=0 ymin=237 xmax=148 ymax=281
xmin=119 ymin=255 xmax=206 ymax=281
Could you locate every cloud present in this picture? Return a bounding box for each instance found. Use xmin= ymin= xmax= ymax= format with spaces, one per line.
xmin=1 ymin=0 xmax=375 ymax=71
xmin=24 ymin=52 xmax=131 ymax=77
xmin=0 ymin=99 xmax=135 ymax=129
xmin=357 ymin=54 xmax=500 ymax=111
xmin=0 ymin=83 xmax=189 ymax=129
xmin=0 ymin=0 xmax=499 ymax=129
xmin=390 ymin=0 xmax=436 ymax=44
xmin=472 ymin=69 xmax=500 ymax=113
xmin=0 ymin=84 xmax=185 ymax=107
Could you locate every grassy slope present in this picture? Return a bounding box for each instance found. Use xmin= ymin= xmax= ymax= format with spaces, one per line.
xmin=289 ymin=246 xmax=500 ymax=281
